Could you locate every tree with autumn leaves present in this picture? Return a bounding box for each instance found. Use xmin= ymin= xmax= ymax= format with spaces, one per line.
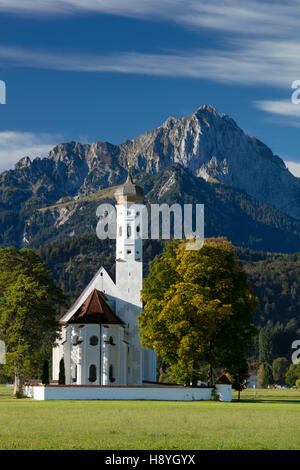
xmin=138 ymin=238 xmax=258 ymax=387
xmin=0 ymin=247 xmax=66 ymax=396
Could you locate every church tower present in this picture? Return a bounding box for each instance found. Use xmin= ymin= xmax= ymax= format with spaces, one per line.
xmin=114 ymin=167 xmax=156 ymax=385
xmin=114 ymin=166 xmax=144 ymax=304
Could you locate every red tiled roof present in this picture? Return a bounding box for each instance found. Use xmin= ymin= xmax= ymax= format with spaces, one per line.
xmin=64 ymin=289 xmax=124 ymax=325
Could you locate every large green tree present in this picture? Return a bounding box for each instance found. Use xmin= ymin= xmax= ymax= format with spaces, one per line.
xmin=272 ymin=357 xmax=289 ymax=382
xmin=138 ymin=238 xmax=258 ymax=386
xmin=257 ymin=362 xmax=274 ymax=388
xmin=0 ymin=247 xmax=66 ymax=396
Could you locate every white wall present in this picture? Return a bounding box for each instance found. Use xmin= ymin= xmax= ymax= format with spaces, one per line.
xmin=216 ymin=384 xmax=232 ymax=402
xmin=25 ymin=385 xmax=216 ymax=401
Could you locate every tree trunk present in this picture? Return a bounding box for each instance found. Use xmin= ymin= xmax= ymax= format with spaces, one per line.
xmin=14 ymin=373 xmax=23 ymax=398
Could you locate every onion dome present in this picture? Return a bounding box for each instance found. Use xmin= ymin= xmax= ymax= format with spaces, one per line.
xmin=115 ymin=165 xmax=144 ymax=203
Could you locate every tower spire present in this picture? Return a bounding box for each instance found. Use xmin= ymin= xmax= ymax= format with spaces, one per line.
xmin=114 ymin=162 xmax=144 ymax=203
xmin=127 ymin=161 xmax=134 ymax=184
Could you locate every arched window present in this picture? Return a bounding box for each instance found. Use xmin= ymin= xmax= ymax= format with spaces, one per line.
xmin=109 ymin=365 xmax=115 ymax=383
xmin=109 ymin=336 xmax=116 ymax=346
xmin=119 ymin=225 xmax=122 ymax=237
xmin=127 ymin=224 xmax=132 ymax=238
xmin=88 ymin=365 xmax=97 ymax=383
xmin=71 ymin=364 xmax=77 ymax=383
xmin=136 ymin=225 xmax=140 ymax=233
xmin=72 ymin=335 xmax=78 ymax=345
xmin=89 ymin=336 xmax=99 ymax=346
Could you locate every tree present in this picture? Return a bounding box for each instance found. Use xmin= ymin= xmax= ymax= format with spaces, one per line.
xmin=231 ymin=360 xmax=249 ymax=401
xmin=258 ymin=328 xmax=273 ymax=365
xmin=0 ymin=247 xmax=66 ymax=396
xmin=257 ymin=362 xmax=273 ymax=388
xmin=272 ymin=357 xmax=289 ymax=382
xmin=58 ymin=358 xmax=66 ymax=385
xmin=138 ymin=238 xmax=258 ymax=386
xmin=42 ymin=360 xmax=49 ymax=385
xmin=286 ymin=363 xmax=300 ymax=387
xmin=296 ymin=379 xmax=300 ymax=389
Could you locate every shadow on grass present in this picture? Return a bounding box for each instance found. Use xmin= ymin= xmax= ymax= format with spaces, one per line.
xmin=232 ymin=398 xmax=300 ymax=404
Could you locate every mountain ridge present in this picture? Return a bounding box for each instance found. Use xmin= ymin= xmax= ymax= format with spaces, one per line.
xmin=1 ymin=105 xmax=300 ymax=250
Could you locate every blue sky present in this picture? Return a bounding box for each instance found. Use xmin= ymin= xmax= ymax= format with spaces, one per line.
xmin=0 ymin=0 xmax=300 ymax=174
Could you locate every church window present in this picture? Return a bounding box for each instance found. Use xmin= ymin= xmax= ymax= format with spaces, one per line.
xmin=109 ymin=336 xmax=116 ymax=345
xmin=119 ymin=225 xmax=122 ymax=237
xmin=71 ymin=365 xmax=77 ymax=383
xmin=136 ymin=211 xmax=140 ymax=216
xmin=88 ymin=365 xmax=97 ymax=383
xmin=109 ymin=365 xmax=115 ymax=383
xmin=127 ymin=250 xmax=131 ymax=254
xmin=89 ymin=336 xmax=99 ymax=346
xmin=127 ymin=225 xmax=131 ymax=238
xmin=136 ymin=225 xmax=140 ymax=233
xmin=72 ymin=335 xmax=78 ymax=345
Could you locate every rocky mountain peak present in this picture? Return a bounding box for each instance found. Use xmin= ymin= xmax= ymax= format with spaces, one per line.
xmin=2 ymin=104 xmax=300 ymax=224
xmin=14 ymin=156 xmax=31 ymax=170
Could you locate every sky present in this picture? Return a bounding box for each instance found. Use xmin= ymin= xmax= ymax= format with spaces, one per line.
xmin=1 ymin=0 xmax=300 ymax=174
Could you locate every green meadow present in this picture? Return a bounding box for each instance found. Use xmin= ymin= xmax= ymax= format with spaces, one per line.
xmin=0 ymin=386 xmax=299 ymax=450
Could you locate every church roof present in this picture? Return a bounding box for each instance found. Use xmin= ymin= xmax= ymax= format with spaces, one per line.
xmin=61 ymin=289 xmax=124 ymax=325
xmin=114 ymin=167 xmax=144 ymax=202
xmin=216 ymin=374 xmax=232 ymax=385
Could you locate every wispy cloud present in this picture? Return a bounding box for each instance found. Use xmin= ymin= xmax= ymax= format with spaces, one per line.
xmin=2 ymin=1 xmax=300 ymax=122
xmin=0 ymin=39 xmax=299 ymax=88
xmin=0 ymin=131 xmax=59 ymax=172
xmin=0 ymin=0 xmax=300 ymax=39
xmin=255 ymin=100 xmax=300 ymax=117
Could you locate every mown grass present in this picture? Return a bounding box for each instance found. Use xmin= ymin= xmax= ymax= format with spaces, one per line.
xmin=0 ymin=386 xmax=300 ymax=450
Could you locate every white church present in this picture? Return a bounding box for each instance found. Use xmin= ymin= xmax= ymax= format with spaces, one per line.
xmin=26 ymin=169 xmax=232 ymax=400
xmin=52 ymin=170 xmax=157 ymax=386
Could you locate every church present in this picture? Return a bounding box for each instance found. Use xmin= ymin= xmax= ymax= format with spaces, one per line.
xmin=52 ymin=170 xmax=156 ymax=386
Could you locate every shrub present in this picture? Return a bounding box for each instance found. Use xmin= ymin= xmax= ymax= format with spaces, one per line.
xmin=286 ymin=363 xmax=300 ymax=387
xmin=211 ymin=388 xmax=220 ymax=401
xmin=296 ymin=379 xmax=300 ymax=389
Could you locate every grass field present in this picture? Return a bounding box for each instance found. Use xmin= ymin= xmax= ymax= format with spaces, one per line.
xmin=0 ymin=386 xmax=300 ymax=450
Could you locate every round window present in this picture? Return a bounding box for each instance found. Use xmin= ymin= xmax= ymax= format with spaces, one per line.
xmin=89 ymin=336 xmax=99 ymax=346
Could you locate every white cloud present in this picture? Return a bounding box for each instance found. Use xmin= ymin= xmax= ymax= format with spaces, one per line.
xmin=0 ymin=2 xmax=300 ymax=91
xmin=0 ymin=40 xmax=298 ymax=88
xmin=0 ymin=131 xmax=58 ymax=172
xmin=2 ymin=1 xmax=300 ymax=121
xmin=285 ymin=160 xmax=300 ymax=178
xmin=255 ymin=100 xmax=300 ymax=117
xmin=0 ymin=0 xmax=300 ymax=39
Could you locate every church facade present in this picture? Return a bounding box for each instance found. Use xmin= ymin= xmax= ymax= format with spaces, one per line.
xmin=52 ymin=171 xmax=156 ymax=386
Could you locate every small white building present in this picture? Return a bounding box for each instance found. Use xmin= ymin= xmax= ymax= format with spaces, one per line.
xmin=52 ymin=170 xmax=156 ymax=386
xmin=246 ymin=370 xmax=257 ymax=388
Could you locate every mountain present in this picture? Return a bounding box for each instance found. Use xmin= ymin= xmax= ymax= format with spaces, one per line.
xmin=1 ymin=105 xmax=300 ymax=250
xmin=125 ymin=105 xmax=300 ymax=220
